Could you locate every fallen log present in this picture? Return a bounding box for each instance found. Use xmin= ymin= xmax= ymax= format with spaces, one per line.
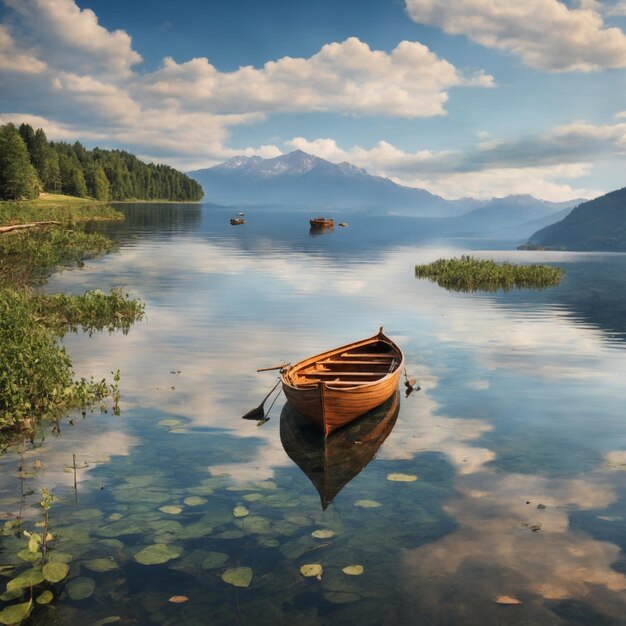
xmin=0 ymin=221 xmax=61 ymax=234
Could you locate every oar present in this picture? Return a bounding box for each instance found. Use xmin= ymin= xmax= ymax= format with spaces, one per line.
xmin=403 ymin=368 xmax=417 ymax=390
xmin=257 ymin=362 xmax=290 ymax=372
xmin=242 ymin=379 xmax=281 ymax=420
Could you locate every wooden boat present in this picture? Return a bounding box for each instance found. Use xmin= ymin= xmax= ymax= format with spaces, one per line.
xmin=309 ymin=217 xmax=334 ymax=229
xmin=230 ymin=218 xmax=246 ymax=225
xmin=280 ymin=391 xmax=399 ymax=509
xmin=281 ymin=327 xmax=404 ymax=436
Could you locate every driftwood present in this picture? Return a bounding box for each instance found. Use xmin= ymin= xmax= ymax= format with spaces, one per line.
xmin=0 ymin=221 xmax=61 ymax=234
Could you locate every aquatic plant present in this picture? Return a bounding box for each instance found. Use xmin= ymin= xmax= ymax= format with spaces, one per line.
xmin=0 ymin=488 xmax=70 ymax=625
xmin=0 ymin=196 xmax=144 ymax=436
xmin=414 ymin=255 xmax=563 ymax=292
xmin=0 ymin=288 xmax=141 ymax=433
xmin=0 ymin=227 xmax=114 ymax=288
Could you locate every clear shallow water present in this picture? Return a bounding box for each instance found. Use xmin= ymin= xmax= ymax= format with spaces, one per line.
xmin=2 ymin=203 xmax=626 ymax=625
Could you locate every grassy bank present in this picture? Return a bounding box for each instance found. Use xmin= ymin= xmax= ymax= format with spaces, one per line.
xmin=0 ymin=194 xmax=143 ymax=437
xmin=415 ymin=255 xmax=563 ymax=292
xmin=0 ymin=193 xmax=123 ymax=226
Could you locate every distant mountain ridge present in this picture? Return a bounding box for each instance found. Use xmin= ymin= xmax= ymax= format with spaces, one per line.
xmin=189 ymin=150 xmax=583 ymax=233
xmin=189 ymin=149 xmax=457 ymax=215
xmin=527 ymin=186 xmax=626 ymax=250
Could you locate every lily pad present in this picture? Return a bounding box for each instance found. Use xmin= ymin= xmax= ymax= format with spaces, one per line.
xmin=387 ymin=473 xmax=418 ymax=482
xmin=300 ymin=564 xmax=323 ymax=579
xmin=169 ymin=595 xmax=188 ymax=603
xmin=201 ymin=552 xmax=229 ymax=570
xmin=0 ymin=602 xmax=32 ymax=625
xmin=272 ymin=520 xmax=298 ymax=537
xmin=221 ymin=567 xmax=253 ymax=588
xmin=215 ymin=530 xmax=245 ymax=539
xmin=157 ymin=419 xmax=183 ymax=428
xmin=42 ymin=561 xmax=70 ymax=582
xmin=183 ymin=497 xmax=206 ymax=507
xmin=176 ymin=522 xmax=213 ymax=540
xmin=285 ymin=514 xmax=312 ymax=527
xmin=6 ymin=567 xmax=44 ymax=592
xmin=233 ymin=506 xmax=249 ymax=518
xmin=242 ymin=493 xmax=264 ymax=502
xmin=16 ymin=549 xmax=40 ymax=563
xmin=495 ymin=595 xmax=523 ymax=605
xmin=354 ymin=500 xmax=382 ymax=508
xmin=0 ymin=590 xmax=22 ymax=602
xmin=259 ymin=538 xmax=280 ymax=548
xmin=135 ymin=544 xmax=182 ymax=565
xmin=256 ymin=481 xmax=277 ymax=490
xmin=67 ymin=576 xmax=96 ymax=600
xmin=48 ymin=552 xmax=72 ymax=563
xmin=311 ymin=529 xmax=335 ymax=539
xmin=342 ymin=565 xmax=364 ymax=576
xmin=280 ymin=538 xmax=314 ymax=560
xmin=159 ymin=506 xmax=182 ymax=515
xmin=83 ymin=557 xmax=118 ymax=573
xmin=240 ymin=515 xmax=272 ymax=535
xmin=36 ymin=590 xmax=54 ymax=605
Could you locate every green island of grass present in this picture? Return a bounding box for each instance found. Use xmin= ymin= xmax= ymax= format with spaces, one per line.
xmin=1 ymin=194 xmax=144 ymax=440
xmin=415 ymin=255 xmax=563 ymax=292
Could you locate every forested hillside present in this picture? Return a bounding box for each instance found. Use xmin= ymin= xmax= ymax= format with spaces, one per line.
xmin=0 ymin=122 xmax=203 ymax=202
xmin=527 ymin=186 xmax=626 ymax=250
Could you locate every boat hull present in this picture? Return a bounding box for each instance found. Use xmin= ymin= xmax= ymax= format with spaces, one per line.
xmin=281 ymin=329 xmax=404 ymax=436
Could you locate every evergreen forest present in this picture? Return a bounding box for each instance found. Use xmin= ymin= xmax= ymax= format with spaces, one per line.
xmin=0 ymin=122 xmax=204 ymax=202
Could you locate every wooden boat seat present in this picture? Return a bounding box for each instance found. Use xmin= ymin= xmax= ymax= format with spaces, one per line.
xmin=299 ymin=371 xmax=386 ymax=378
xmin=340 ymin=352 xmax=395 ymax=359
xmin=295 ymin=379 xmax=371 ymax=386
xmin=321 ymin=359 xmax=393 ymax=366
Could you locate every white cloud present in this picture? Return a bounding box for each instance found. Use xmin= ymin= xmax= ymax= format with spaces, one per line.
xmin=0 ymin=0 xmax=620 ymax=197
xmin=0 ymin=1 xmax=494 ymax=170
xmin=405 ymin=0 xmax=626 ymax=71
xmin=603 ymin=0 xmax=626 ymax=16
xmin=400 ymin=162 xmax=599 ymax=201
xmin=0 ymin=24 xmax=46 ymax=73
xmin=284 ymin=136 xmax=600 ymax=200
xmin=144 ymin=37 xmax=493 ymax=119
xmin=4 ymin=0 xmax=141 ymax=75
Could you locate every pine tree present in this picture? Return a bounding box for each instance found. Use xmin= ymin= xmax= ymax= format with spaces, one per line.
xmin=0 ymin=123 xmax=40 ymax=200
xmin=59 ymin=153 xmax=88 ymax=197
xmin=85 ymin=164 xmax=110 ymax=200
xmin=30 ymin=128 xmax=61 ymax=193
xmin=18 ymin=123 xmax=36 ymax=155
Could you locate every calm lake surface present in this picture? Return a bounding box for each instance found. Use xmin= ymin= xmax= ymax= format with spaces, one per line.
xmin=3 ymin=202 xmax=626 ymax=625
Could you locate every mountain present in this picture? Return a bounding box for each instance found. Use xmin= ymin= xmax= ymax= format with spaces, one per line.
xmin=448 ymin=195 xmax=581 ymax=238
xmin=188 ymin=151 xmax=583 ymax=225
xmin=526 ymin=187 xmax=626 ymax=250
xmin=189 ymin=150 xmax=467 ymax=216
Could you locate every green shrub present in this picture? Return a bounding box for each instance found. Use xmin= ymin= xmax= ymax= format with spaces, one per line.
xmin=0 ymin=288 xmax=142 ymax=432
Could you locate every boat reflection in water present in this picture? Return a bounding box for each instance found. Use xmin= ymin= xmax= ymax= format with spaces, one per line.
xmin=280 ymin=390 xmax=400 ymax=509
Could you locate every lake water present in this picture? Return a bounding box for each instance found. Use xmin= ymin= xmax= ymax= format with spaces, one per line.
xmin=3 ymin=203 xmax=626 ymax=625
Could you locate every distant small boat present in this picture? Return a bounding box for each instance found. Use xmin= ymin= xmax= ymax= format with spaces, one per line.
xmin=280 ymin=391 xmax=400 ymax=508
xmin=309 ymin=217 xmax=334 ymax=229
xmin=230 ymin=218 xmax=246 ymax=225
xmin=339 ymin=222 xmax=348 ymax=227
xmin=238 ymin=212 xmax=245 ymax=216
xmin=281 ymin=327 xmax=404 ymax=436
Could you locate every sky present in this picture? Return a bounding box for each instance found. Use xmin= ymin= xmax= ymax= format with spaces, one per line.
xmin=2 ymin=0 xmax=626 ymax=200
